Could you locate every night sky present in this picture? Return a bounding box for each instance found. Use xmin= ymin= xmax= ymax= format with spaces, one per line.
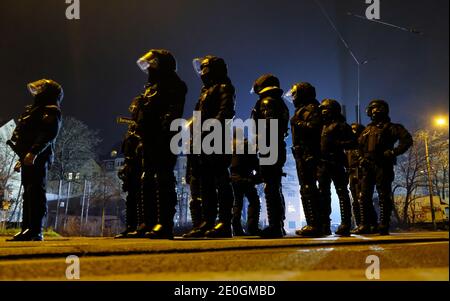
xmin=1 ymin=0 xmax=448 ymax=152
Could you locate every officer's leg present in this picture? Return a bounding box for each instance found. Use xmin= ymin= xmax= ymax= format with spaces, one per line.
xmin=205 ymin=162 xmax=234 ymax=238
xmin=331 ymin=164 xmax=352 ymax=236
xmin=232 ymin=182 xmax=245 ymax=235
xmin=245 ymin=184 xmax=261 ymax=234
xmin=127 ymin=165 xmax=157 ymax=237
xmin=260 ymin=165 xmax=285 ymax=238
xmin=354 ymin=168 xmax=376 ymax=234
xmin=317 ymin=163 xmax=332 ymax=235
xmin=349 ymin=173 xmax=361 ymax=227
xmin=115 ymin=174 xmax=139 ymax=239
xmin=296 ymin=159 xmax=322 ymax=237
xmin=10 ymin=165 xmax=33 ymax=241
xmin=189 ymin=175 xmax=203 ymax=229
xmin=376 ymin=164 xmax=395 ymax=235
xmin=201 ymin=162 xmax=218 ymax=227
xmin=29 ymin=158 xmax=48 ymax=240
xmin=20 ymin=166 xmax=32 ymax=232
xmin=147 ymin=156 xmax=177 ymax=239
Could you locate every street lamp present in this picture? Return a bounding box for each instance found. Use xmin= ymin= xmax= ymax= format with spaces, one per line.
xmin=423 ymin=115 xmax=448 ymax=231
xmin=314 ymin=0 xmax=370 ymax=124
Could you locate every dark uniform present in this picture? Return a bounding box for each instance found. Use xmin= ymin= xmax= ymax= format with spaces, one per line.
xmin=115 ymin=100 xmax=144 ymax=239
xmin=356 ymin=100 xmax=413 ymax=235
xmin=135 ymin=49 xmax=187 ymax=239
xmin=8 ymin=79 xmax=63 ymax=241
xmin=230 ymin=139 xmax=262 ymax=236
xmin=317 ymin=99 xmax=356 ymax=236
xmin=287 ymin=82 xmax=323 ymax=237
xmin=181 ymin=136 xmax=204 ymax=238
xmin=347 ymin=123 xmax=378 ymax=232
xmin=192 ymin=56 xmax=236 ymax=238
xmin=251 ymin=74 xmax=289 ymax=238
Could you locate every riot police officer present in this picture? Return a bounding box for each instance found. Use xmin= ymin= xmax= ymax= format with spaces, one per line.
xmin=347 ymin=123 xmax=378 ymax=233
xmin=8 ymin=79 xmax=63 ymax=241
xmin=115 ymin=100 xmax=143 ymax=239
xmin=251 ymin=74 xmax=289 ymax=238
xmin=191 ymin=55 xmax=236 ymax=238
xmin=230 ymin=137 xmax=262 ymax=236
xmin=285 ymin=82 xmax=323 ymax=237
xmin=317 ymin=99 xmax=356 ymax=236
xmin=135 ymin=49 xmax=187 ymax=239
xmin=356 ymin=100 xmax=413 ymax=235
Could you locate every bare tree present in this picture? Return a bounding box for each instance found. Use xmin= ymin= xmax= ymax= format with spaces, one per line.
xmin=394 ymin=130 xmax=449 ymax=226
xmin=49 ymin=117 xmax=102 ymax=181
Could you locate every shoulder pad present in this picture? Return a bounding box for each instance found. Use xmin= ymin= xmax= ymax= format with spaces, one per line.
xmin=44 ymin=105 xmax=61 ymax=111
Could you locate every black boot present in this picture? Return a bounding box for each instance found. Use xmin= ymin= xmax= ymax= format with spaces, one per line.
xmin=114 ymin=226 xmax=136 ymax=239
xmin=205 ymin=222 xmax=232 ymax=238
xmin=232 ymin=221 xmax=245 ymax=236
xmin=378 ymin=196 xmax=392 ymax=236
xmin=352 ymin=194 xmax=374 ymax=235
xmin=297 ymin=197 xmax=322 ymax=238
xmin=127 ymin=224 xmax=152 ymax=238
xmin=7 ymin=229 xmax=43 ymax=242
xmin=145 ymin=224 xmax=174 ymax=240
xmin=183 ymin=221 xmax=213 ymax=238
xmin=335 ymin=189 xmax=352 ymax=237
xmin=259 ymin=225 xmax=284 ymax=238
xmin=335 ymin=224 xmax=351 ymax=236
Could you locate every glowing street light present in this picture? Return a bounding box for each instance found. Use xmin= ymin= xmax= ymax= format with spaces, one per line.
xmin=434 ymin=116 xmax=448 ymax=128
xmin=423 ymin=115 xmax=448 ymax=230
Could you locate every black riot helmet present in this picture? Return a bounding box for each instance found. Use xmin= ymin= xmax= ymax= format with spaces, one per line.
xmin=351 ymin=123 xmax=366 ymax=138
xmin=284 ymin=82 xmax=316 ymax=108
xmin=28 ymin=79 xmax=64 ymax=106
xmin=193 ymin=55 xmax=228 ymax=86
xmin=137 ymin=49 xmax=177 ymax=75
xmin=320 ymin=99 xmax=342 ymax=122
xmin=366 ymin=99 xmax=390 ymax=122
xmin=251 ymin=74 xmax=282 ymax=96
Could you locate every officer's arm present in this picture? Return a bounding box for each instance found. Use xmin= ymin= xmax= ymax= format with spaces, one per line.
xmin=162 ymin=85 xmax=187 ymax=132
xmin=30 ymin=107 xmax=61 ymax=156
xmin=340 ymin=123 xmax=358 ymax=150
xmin=214 ymin=85 xmax=235 ymax=121
xmin=392 ymin=124 xmax=413 ymax=156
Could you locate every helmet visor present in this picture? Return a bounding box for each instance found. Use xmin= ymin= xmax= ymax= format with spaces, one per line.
xmin=137 ymin=52 xmax=159 ymax=73
xmin=192 ymin=58 xmax=204 ymax=77
xmin=283 ymin=86 xmax=296 ymax=103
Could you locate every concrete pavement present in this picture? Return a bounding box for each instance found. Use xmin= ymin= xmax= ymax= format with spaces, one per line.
xmin=0 ymin=232 xmax=448 ymax=281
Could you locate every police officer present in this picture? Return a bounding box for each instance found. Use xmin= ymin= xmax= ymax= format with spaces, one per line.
xmin=191 ymin=55 xmax=236 ymax=238
xmin=356 ymin=100 xmax=413 ymax=235
xmin=230 ymin=137 xmax=262 ymax=236
xmin=135 ymin=49 xmax=187 ymax=239
xmin=317 ymin=99 xmax=356 ymax=236
xmin=286 ymin=82 xmax=322 ymax=237
xmin=8 ymin=79 xmax=63 ymax=241
xmin=347 ymin=123 xmax=378 ymax=233
xmin=115 ymin=100 xmax=143 ymax=239
xmin=251 ymin=74 xmax=289 ymax=238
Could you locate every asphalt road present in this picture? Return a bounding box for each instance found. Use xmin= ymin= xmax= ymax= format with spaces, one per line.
xmin=0 ymin=232 xmax=448 ymax=281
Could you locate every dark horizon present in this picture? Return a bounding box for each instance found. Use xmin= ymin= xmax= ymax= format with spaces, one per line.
xmin=1 ymin=0 xmax=448 ymax=152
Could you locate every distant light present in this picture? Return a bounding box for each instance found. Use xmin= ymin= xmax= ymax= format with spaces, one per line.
xmin=111 ymin=150 xmax=118 ymax=158
xmin=434 ymin=116 xmax=448 ymax=128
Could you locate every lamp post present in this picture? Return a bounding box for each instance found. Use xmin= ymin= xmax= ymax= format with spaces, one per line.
xmin=314 ymin=0 xmax=370 ymax=124
xmin=423 ymin=116 xmax=448 ymax=231
xmin=423 ymin=131 xmax=437 ymax=230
